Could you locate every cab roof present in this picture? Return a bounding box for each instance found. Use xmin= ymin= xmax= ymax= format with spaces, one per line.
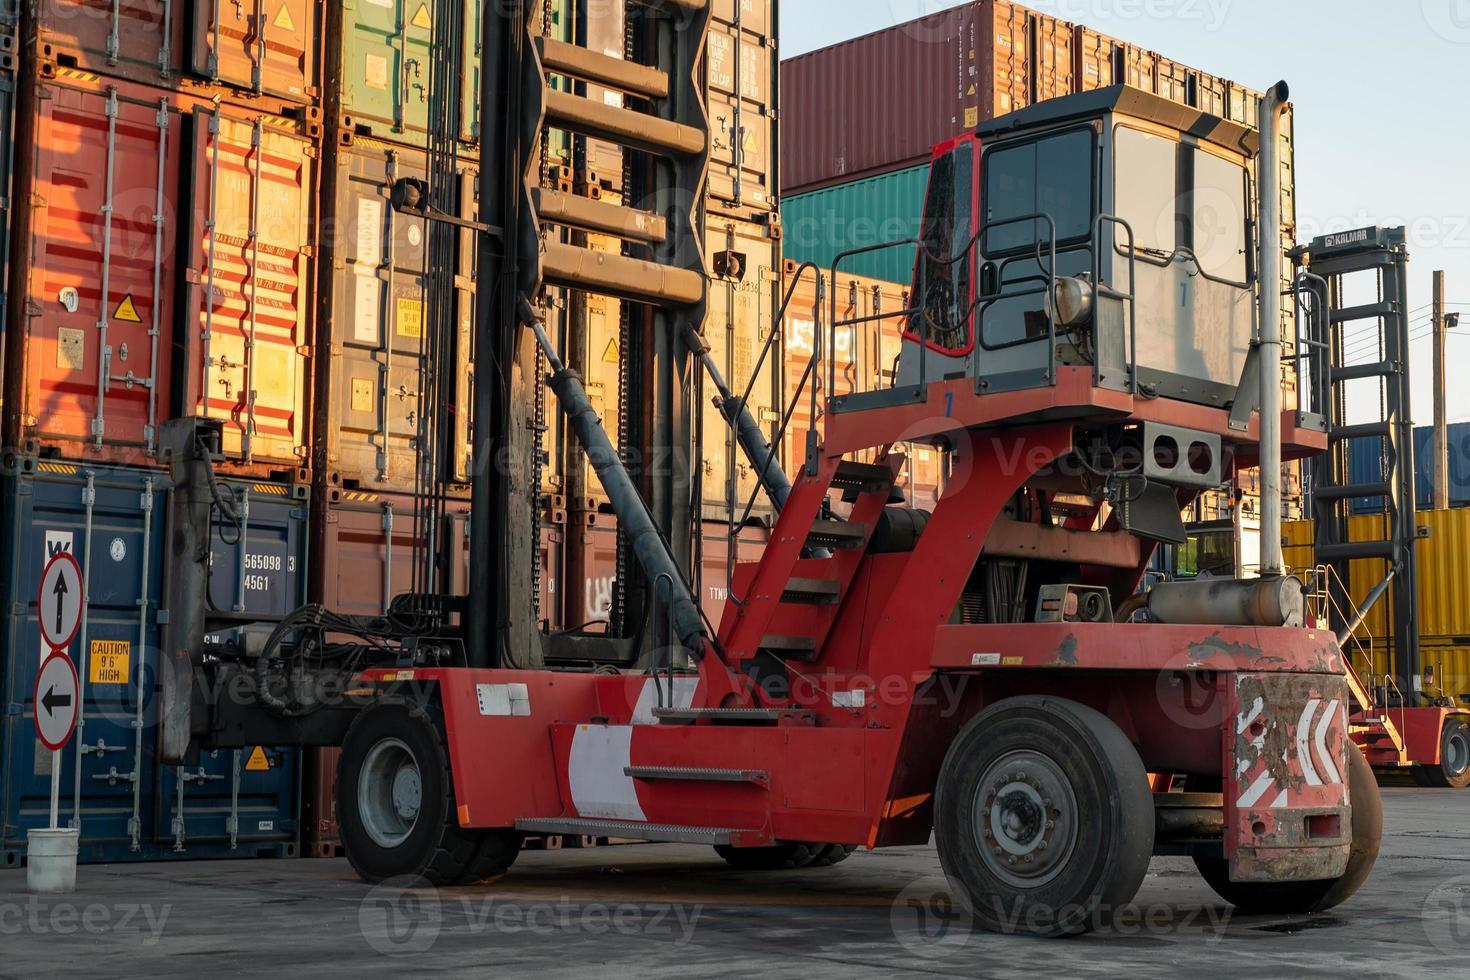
xmin=974 ymin=84 xmax=1260 ymax=157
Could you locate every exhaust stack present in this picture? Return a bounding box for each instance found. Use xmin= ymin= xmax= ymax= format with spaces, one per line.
xmin=1257 ymin=80 xmax=1290 ymax=578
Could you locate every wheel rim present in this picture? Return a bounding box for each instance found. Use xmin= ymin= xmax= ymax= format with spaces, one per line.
xmin=972 ymin=749 xmax=1079 ymax=889
xmin=359 ymin=737 xmax=422 ymax=848
xmin=1446 ymin=728 xmax=1470 ymax=778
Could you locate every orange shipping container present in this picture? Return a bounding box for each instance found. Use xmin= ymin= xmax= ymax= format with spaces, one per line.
xmin=180 ymin=103 xmax=316 ymax=476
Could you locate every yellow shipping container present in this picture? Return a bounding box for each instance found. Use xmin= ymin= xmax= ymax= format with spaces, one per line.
xmin=1284 ymin=508 xmax=1470 ymax=643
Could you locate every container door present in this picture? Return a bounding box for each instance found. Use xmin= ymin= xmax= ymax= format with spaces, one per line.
xmin=34 ymin=0 xmax=188 ymax=83
xmin=1 ymin=466 xmax=165 ymax=864
xmin=707 ymin=0 xmax=774 ymax=213
xmin=184 ymin=106 xmax=314 ymax=470
xmin=22 ymin=80 xmax=180 ymax=463
xmin=191 ymin=0 xmax=316 ymax=105
xmin=0 ymin=74 xmax=13 ymax=397
xmin=340 ymin=0 xmax=434 ymax=143
xmin=702 ymin=220 xmax=779 ymax=520
xmin=156 ymin=480 xmax=305 ymax=854
xmin=461 ymin=0 xmax=484 ymax=144
xmin=330 ymin=141 xmax=429 ymax=490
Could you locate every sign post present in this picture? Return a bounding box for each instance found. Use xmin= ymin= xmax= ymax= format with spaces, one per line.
xmin=30 ymin=552 xmax=85 ymax=894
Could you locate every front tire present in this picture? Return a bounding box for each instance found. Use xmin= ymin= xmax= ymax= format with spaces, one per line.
xmin=934 ymin=696 xmax=1155 ymax=937
xmin=337 ymin=701 xmax=522 ymax=885
xmin=1193 ymin=743 xmax=1382 ymax=913
xmin=1410 ymin=720 xmax=1470 ymax=789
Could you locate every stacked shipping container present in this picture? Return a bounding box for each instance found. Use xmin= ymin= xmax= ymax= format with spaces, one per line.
xmin=0 ymin=2 xmax=324 ymax=864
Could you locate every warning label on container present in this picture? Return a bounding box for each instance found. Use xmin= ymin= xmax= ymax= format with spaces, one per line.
xmin=273 ymin=4 xmax=295 ymax=31
xmin=352 ymin=378 xmax=374 ymax=414
xmin=246 ymin=746 xmax=271 ymax=772
xmin=90 ymin=639 xmax=131 ymax=684
xmin=411 ymin=4 xmax=432 ymax=30
xmin=364 ymin=53 xmax=389 ymax=92
xmin=113 ymin=294 xmax=143 ymax=324
xmin=396 ymin=298 xmax=423 ymax=339
xmin=602 ymin=338 xmax=621 ymax=363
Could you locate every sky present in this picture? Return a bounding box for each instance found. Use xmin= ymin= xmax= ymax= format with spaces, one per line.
xmin=781 ymin=0 xmax=1470 ymax=425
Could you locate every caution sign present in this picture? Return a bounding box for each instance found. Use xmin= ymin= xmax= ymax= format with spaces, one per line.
xmin=89 ymin=639 xmax=131 ymax=684
xmin=273 ymin=4 xmax=295 ymax=31
xmin=602 ymin=338 xmax=621 ymax=363
xmin=396 ymin=297 xmax=423 ymax=339
xmin=245 ymin=746 xmax=272 ymax=772
xmin=112 ymin=294 xmax=142 ymax=324
xmin=411 ymin=3 xmax=432 ymax=29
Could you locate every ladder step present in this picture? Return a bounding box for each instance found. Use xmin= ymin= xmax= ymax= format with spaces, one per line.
xmin=806 ymin=519 xmax=866 ymax=550
xmin=1332 ymin=361 xmax=1397 ymax=383
xmin=1332 ymin=302 xmax=1397 ymax=323
xmin=516 ymin=817 xmax=739 ymax=846
xmin=624 ymin=766 xmax=769 ymax=785
xmin=652 ymin=706 xmax=814 ymax=725
xmin=759 ymin=635 xmax=818 ymax=661
xmin=782 ymin=577 xmax=841 ymax=605
xmin=831 ymin=460 xmax=893 ymax=491
xmin=1330 ymin=421 xmax=1392 ymax=442
xmin=543 ymin=88 xmax=706 ymax=157
xmin=536 ymin=36 xmax=670 ymax=100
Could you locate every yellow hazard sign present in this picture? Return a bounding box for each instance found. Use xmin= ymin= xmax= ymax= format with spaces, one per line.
xmin=273 ymin=4 xmax=295 ymax=31
xmin=602 ymin=338 xmax=620 ymax=363
xmin=113 ymin=294 xmax=142 ymax=324
xmin=89 ymin=639 xmax=131 ymax=684
xmin=396 ymin=297 xmax=423 ymax=339
xmin=411 ymin=4 xmax=432 ymax=29
xmin=245 ymin=746 xmax=272 ymax=772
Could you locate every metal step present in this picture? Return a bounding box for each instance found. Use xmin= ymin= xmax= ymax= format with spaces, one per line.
xmin=652 ymin=706 xmax=814 ymax=725
xmin=1332 ymin=361 xmax=1397 ymax=383
xmin=534 ymin=187 xmax=667 ymax=244
xmin=806 ymin=519 xmax=866 ymax=551
xmin=758 ymin=635 xmax=818 ymax=661
xmin=543 ymin=88 xmax=706 ymax=158
xmin=1329 ymin=421 xmax=1392 ymax=442
xmin=1332 ymin=302 xmax=1397 ymax=323
xmin=624 ymin=766 xmax=769 ymax=785
xmin=516 ymin=818 xmax=738 ymax=846
xmin=536 ymin=36 xmax=669 ymax=100
xmin=782 ymin=577 xmax=840 ymax=605
xmin=831 ymin=460 xmax=893 ymax=491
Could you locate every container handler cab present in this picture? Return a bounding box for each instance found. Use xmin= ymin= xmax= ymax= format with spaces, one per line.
xmin=153 ymin=7 xmax=1381 ymax=937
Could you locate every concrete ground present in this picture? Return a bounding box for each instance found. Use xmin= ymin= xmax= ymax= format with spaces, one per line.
xmin=2 ymin=787 xmax=1468 ymax=978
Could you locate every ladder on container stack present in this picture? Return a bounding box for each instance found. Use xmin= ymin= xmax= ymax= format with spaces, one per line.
xmin=1299 ymin=227 xmax=1418 ymax=759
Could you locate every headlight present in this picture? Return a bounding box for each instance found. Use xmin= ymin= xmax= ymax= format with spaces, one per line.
xmin=1047 ymin=275 xmax=1094 ymax=328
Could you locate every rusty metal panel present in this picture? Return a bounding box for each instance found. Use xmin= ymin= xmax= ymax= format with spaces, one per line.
xmin=181 ymin=104 xmax=314 ymax=476
xmin=1225 ymin=672 xmax=1351 ymax=882
xmin=190 ymin=0 xmax=318 ymax=106
xmin=8 ymin=73 xmax=185 ymax=465
xmin=1074 ymin=25 xmax=1115 ymax=92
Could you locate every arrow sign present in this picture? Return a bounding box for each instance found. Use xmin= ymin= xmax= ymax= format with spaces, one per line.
xmin=34 ymin=653 xmax=79 ymax=751
xmin=38 ymin=552 xmax=84 ymax=652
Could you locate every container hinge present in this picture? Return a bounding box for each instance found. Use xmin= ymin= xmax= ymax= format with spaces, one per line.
xmin=296 ymin=344 xmax=313 ymax=358
xmin=91 ymin=767 xmax=137 ymax=786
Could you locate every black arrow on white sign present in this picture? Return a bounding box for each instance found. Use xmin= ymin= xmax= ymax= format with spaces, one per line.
xmin=42 ymin=685 xmax=73 ymax=716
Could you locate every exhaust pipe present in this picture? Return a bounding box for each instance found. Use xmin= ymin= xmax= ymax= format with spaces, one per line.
xmin=1258 ymin=80 xmax=1290 ymax=578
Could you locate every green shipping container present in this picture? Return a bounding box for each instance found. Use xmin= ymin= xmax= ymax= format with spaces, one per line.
xmin=338 ymin=0 xmax=490 ymax=145
xmin=779 ymin=163 xmax=930 ymax=286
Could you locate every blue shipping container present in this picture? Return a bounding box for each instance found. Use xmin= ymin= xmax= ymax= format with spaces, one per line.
xmin=1348 ymin=422 xmax=1470 ymax=514
xmin=780 ymin=163 xmax=930 ymax=285
xmin=1 ymin=460 xmax=307 ymax=866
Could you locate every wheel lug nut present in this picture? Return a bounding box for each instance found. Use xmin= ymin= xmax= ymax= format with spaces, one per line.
xmin=1023 ymin=855 xmax=1035 ymax=863
xmin=1046 ymin=820 xmax=1055 ymax=830
xmin=1007 ymin=857 xmax=1017 ymax=865
xmin=1038 ymin=841 xmax=1049 ymax=850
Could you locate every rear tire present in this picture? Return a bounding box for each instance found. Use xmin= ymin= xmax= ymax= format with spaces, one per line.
xmin=713 ymin=841 xmax=852 ymax=870
xmin=1410 ymin=720 xmax=1470 ymax=789
xmin=933 ymin=696 xmax=1155 ymax=937
xmin=337 ymin=701 xmax=523 ymax=885
xmin=1193 ymin=743 xmax=1382 ymax=913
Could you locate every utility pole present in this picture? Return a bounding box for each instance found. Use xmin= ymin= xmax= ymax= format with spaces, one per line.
xmin=1433 ymin=270 xmax=1449 ymax=510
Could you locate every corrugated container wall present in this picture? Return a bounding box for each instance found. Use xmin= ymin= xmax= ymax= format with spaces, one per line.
xmin=782 ymin=0 xmax=1040 ymax=194
xmin=3 ymin=72 xmax=317 ymax=480
xmin=0 ymin=67 xmax=13 ymax=412
xmin=0 ymin=462 xmax=304 ymax=865
xmin=779 ymin=163 xmax=930 ymax=285
xmin=1348 ymin=423 xmax=1470 ymax=514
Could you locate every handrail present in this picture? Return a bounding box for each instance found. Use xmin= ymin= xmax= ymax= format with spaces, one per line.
xmin=1092 ymin=214 xmax=1139 ymax=393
